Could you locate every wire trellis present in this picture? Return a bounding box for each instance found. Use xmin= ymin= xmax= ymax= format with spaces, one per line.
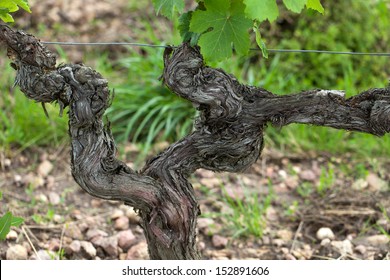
xmin=41 ymin=41 xmax=390 ymax=57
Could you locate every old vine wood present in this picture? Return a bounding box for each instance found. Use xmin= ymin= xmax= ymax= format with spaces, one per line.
xmin=1 ymin=23 xmax=390 ymax=259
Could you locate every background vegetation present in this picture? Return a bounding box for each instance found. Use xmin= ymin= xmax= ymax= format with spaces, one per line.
xmin=1 ymin=0 xmax=389 ymax=161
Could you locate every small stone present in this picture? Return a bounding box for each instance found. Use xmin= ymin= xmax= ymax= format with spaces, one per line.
xmin=99 ymin=236 xmax=118 ymax=257
xmin=364 ymin=235 xmax=389 ymax=246
xmin=53 ymin=214 xmax=63 ymax=223
xmin=48 ymin=192 xmax=61 ymax=205
xmin=14 ymin=174 xmax=22 ymax=183
xmin=316 ymin=227 xmax=335 ymax=240
xmin=111 ymin=209 xmax=124 ymax=220
xmin=65 ymin=224 xmax=83 ymax=239
xmin=278 ymin=170 xmax=288 ymax=179
xmin=114 ymin=216 xmax=129 ymax=231
xmin=125 ymin=207 xmax=140 ymax=224
xmin=6 ymin=229 xmax=18 ymax=240
xmin=199 ymin=177 xmax=222 ymax=188
xmin=272 ymin=239 xmax=285 ymax=247
xmin=320 ymin=238 xmax=331 ymax=247
xmin=276 ymin=229 xmax=293 ymax=241
xmin=35 ymin=250 xmax=52 ymax=260
xmin=37 ymin=160 xmax=53 ymax=177
xmin=80 ymin=241 xmax=97 ymax=259
xmin=48 ymin=238 xmax=60 ymax=251
xmin=4 ymin=158 xmax=11 ymax=167
xmin=117 ymin=230 xmax=136 ymax=251
xmin=86 ymin=228 xmax=108 ymax=240
xmin=46 ymin=176 xmax=56 ymax=189
xmin=197 ymin=218 xmax=214 ymax=229
xmin=24 ymin=172 xmax=45 ymax=188
xmin=285 ymin=176 xmax=299 ymax=189
xmin=331 ymin=240 xmax=353 ymax=255
xmin=354 ymin=245 xmax=367 ymax=255
xmin=352 ymin=179 xmax=368 ymax=190
xmin=266 ymin=206 xmax=278 ymax=221
xmin=126 ymin=241 xmax=149 ymax=260
xmin=197 ymin=169 xmax=215 ymax=178
xmin=6 ymin=244 xmax=28 ymax=260
xmin=366 ymin=174 xmax=388 ymax=192
xmin=299 ymin=170 xmax=316 ymax=181
xmin=212 ymin=235 xmax=228 ymax=248
xmin=65 ymin=240 xmax=81 ymax=255
xmin=35 ymin=193 xmax=48 ymax=203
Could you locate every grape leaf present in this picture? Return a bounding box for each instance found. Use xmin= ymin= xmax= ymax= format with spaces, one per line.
xmin=11 ymin=216 xmax=24 ymax=227
xmin=283 ymin=0 xmax=307 ymax=13
xmin=243 ymin=0 xmax=279 ymax=23
xmin=306 ymin=0 xmax=324 ymax=14
xmin=253 ymin=25 xmax=268 ymax=58
xmin=152 ymin=0 xmax=184 ymax=19
xmin=0 ymin=0 xmax=31 ymax=22
xmin=178 ymin=11 xmax=200 ymax=45
xmin=190 ymin=0 xmax=252 ymax=61
xmin=0 ymin=212 xmax=12 ymax=240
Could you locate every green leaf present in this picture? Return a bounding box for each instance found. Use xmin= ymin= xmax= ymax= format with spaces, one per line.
xmin=0 ymin=0 xmax=31 ymax=23
xmin=12 ymin=0 xmax=31 ymax=12
xmin=190 ymin=0 xmax=252 ymax=61
xmin=0 ymin=191 xmax=2 ymax=200
xmin=178 ymin=11 xmax=201 ymax=45
xmin=11 ymin=216 xmax=24 ymax=227
xmin=283 ymin=0 xmax=307 ymax=13
xmin=253 ymin=25 xmax=268 ymax=58
xmin=152 ymin=0 xmax=184 ymax=19
xmin=306 ymin=0 xmax=324 ymax=14
xmin=243 ymin=0 xmax=279 ymax=22
xmin=0 ymin=212 xmax=12 ymax=240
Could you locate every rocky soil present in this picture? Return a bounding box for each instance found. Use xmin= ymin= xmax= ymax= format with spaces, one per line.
xmin=1 ymin=145 xmax=389 ymax=260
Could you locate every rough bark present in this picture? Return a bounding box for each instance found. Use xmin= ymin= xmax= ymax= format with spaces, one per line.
xmin=1 ymin=23 xmax=389 ymax=259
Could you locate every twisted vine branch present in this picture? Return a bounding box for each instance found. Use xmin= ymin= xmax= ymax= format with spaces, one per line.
xmin=1 ymin=23 xmax=389 ymax=259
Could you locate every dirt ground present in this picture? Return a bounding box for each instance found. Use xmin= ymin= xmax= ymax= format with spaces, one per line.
xmin=1 ymin=145 xmax=389 ymax=260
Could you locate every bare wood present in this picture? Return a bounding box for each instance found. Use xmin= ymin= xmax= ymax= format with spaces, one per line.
xmin=1 ymin=23 xmax=389 ymax=260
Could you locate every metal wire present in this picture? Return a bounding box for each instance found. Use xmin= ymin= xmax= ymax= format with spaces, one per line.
xmin=41 ymin=41 xmax=390 ymax=56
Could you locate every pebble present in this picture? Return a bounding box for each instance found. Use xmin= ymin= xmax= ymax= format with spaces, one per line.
xmin=285 ymin=176 xmax=299 ymax=189
xmin=48 ymin=238 xmax=60 ymax=251
xmin=278 ymin=170 xmax=288 ymax=179
xmin=212 ymin=235 xmax=228 ymax=249
xmin=65 ymin=224 xmax=83 ymax=240
xmin=46 ymin=175 xmax=56 ymax=189
xmin=299 ymin=170 xmax=316 ymax=181
xmin=316 ymin=227 xmax=335 ymax=240
xmin=125 ymin=207 xmax=140 ymax=224
xmin=276 ymin=229 xmax=293 ymax=241
xmin=118 ymin=230 xmax=137 ymax=251
xmin=86 ymin=228 xmax=109 ymax=240
xmin=6 ymin=244 xmax=28 ymax=260
xmin=197 ymin=218 xmax=214 ymax=230
xmin=37 ymin=160 xmax=53 ymax=177
xmin=114 ymin=216 xmax=129 ymax=230
xmin=199 ymin=177 xmax=222 ymax=188
xmin=48 ymin=192 xmax=61 ymax=205
xmin=366 ymin=174 xmax=388 ymax=192
xmin=351 ymin=178 xmax=368 ymax=190
xmin=320 ymin=238 xmax=331 ymax=247
xmin=35 ymin=250 xmax=52 ymax=260
xmin=99 ymin=236 xmax=118 ymax=257
xmin=331 ymin=240 xmax=353 ymax=255
xmin=111 ymin=209 xmax=124 ymax=220
xmin=354 ymin=245 xmax=367 ymax=255
xmin=6 ymin=229 xmax=18 ymax=240
xmin=80 ymin=241 xmax=97 ymax=259
xmin=363 ymin=235 xmax=389 ymax=246
xmin=126 ymin=242 xmax=149 ymax=260
xmin=65 ymin=240 xmax=81 ymax=255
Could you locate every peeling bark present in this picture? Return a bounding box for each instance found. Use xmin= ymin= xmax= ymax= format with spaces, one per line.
xmin=1 ymin=24 xmax=389 ymax=260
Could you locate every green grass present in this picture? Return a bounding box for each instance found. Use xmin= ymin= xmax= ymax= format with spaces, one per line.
xmin=0 ymin=56 xmax=68 ymax=152
xmin=220 ymin=185 xmax=273 ymax=238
